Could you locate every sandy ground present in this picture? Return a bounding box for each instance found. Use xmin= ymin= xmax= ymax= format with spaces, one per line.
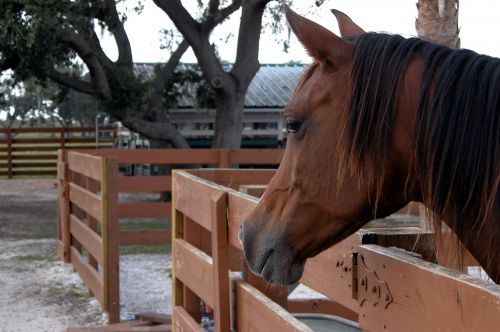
xmin=0 ymin=179 xmax=171 ymax=332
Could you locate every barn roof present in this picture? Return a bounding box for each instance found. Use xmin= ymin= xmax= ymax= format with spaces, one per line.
xmin=134 ymin=63 xmax=306 ymax=108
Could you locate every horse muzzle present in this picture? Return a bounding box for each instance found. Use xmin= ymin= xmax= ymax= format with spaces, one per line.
xmin=239 ymin=221 xmax=305 ymax=285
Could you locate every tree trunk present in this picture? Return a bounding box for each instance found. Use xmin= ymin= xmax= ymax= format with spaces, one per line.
xmin=416 ymin=0 xmax=460 ymax=48
xmin=212 ymin=93 xmax=246 ymax=148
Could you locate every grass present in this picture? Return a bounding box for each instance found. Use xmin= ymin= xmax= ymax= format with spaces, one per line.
xmin=119 ymin=220 xmax=171 ymax=230
xmin=119 ymin=244 xmax=171 ymax=255
xmin=16 ymin=254 xmax=47 ymax=262
xmin=118 ymin=220 xmax=172 ymax=254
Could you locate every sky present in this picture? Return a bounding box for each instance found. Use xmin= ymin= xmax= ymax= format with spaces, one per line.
xmin=100 ymin=0 xmax=500 ymax=65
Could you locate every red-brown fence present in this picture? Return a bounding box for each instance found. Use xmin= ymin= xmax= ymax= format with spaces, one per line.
xmin=56 ymin=148 xmax=283 ymax=323
xmin=171 ymin=169 xmax=500 ymax=332
xmin=0 ymin=127 xmax=115 ymax=178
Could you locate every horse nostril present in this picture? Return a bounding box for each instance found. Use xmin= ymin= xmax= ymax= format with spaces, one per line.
xmin=238 ymin=224 xmax=244 ymax=246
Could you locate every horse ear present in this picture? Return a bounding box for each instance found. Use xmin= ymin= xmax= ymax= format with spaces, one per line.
xmin=285 ymin=5 xmax=351 ymax=64
xmin=331 ymin=9 xmax=365 ymax=38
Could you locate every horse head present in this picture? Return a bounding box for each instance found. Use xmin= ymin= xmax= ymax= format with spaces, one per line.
xmin=239 ymin=7 xmax=423 ymax=284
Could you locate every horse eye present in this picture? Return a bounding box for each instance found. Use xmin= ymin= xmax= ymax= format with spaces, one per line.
xmin=285 ymin=118 xmax=303 ymax=134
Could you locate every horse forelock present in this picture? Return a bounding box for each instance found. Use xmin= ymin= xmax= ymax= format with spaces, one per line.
xmin=341 ymin=32 xmax=499 ymax=273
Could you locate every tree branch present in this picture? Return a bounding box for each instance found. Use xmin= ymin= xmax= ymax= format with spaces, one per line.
xmin=46 ymin=69 xmax=96 ymax=96
xmin=151 ymin=39 xmax=190 ymax=114
xmin=60 ymin=31 xmax=112 ymax=100
xmin=231 ymin=0 xmax=272 ymax=87
xmin=103 ymin=0 xmax=133 ymax=68
xmin=153 ymin=0 xmax=201 ymax=46
xmin=202 ymin=0 xmax=241 ymax=32
xmin=104 ymin=105 xmax=190 ymax=148
xmin=68 ymin=14 xmax=114 ymax=68
xmin=154 ymin=0 xmax=241 ymax=93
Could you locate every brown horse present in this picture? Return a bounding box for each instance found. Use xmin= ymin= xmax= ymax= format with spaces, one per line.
xmin=240 ymin=7 xmax=499 ymax=285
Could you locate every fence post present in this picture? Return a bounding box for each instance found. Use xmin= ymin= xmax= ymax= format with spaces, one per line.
xmin=86 ymin=175 xmax=99 ymax=298
xmin=172 ymin=173 xmax=181 ymax=329
xmin=101 ymin=156 xmax=120 ymax=323
xmin=211 ymin=191 xmax=231 ymax=332
xmin=57 ymin=149 xmax=71 ymax=263
xmin=6 ymin=128 xmax=12 ymax=178
xmin=219 ymin=149 xmax=230 ymax=168
xmin=60 ymin=128 xmax=65 ymax=150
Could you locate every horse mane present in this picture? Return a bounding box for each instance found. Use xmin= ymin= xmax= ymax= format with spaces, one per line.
xmin=341 ymin=33 xmax=499 ymax=263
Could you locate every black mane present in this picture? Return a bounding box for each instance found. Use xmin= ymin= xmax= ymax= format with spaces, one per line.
xmin=343 ymin=33 xmax=499 ymax=254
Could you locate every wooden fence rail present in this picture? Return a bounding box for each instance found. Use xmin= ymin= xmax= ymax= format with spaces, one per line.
xmin=56 ymin=148 xmax=283 ymax=323
xmin=0 ymin=127 xmax=115 ymax=178
xmin=171 ymin=169 xmax=500 ymax=332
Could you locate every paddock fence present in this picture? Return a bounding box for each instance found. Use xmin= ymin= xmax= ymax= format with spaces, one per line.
xmin=56 ymin=148 xmax=283 ymax=323
xmin=171 ymin=169 xmax=500 ymax=332
xmin=0 ymin=127 xmax=115 ymax=178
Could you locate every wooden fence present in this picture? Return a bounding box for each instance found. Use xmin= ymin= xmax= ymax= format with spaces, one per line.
xmin=171 ymin=169 xmax=500 ymax=332
xmin=0 ymin=127 xmax=115 ymax=178
xmin=56 ymin=148 xmax=283 ymax=323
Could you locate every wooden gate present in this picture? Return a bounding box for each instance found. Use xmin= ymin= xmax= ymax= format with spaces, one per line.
xmin=57 ymin=148 xmax=283 ymax=323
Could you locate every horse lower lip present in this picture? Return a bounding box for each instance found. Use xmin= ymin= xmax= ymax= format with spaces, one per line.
xmin=258 ymin=248 xmax=274 ymax=274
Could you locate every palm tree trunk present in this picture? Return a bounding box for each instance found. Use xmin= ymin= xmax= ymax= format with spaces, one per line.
xmin=416 ymin=0 xmax=460 ymax=48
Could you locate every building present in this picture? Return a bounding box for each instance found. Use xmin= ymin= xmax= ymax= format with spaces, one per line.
xmin=132 ymin=63 xmax=306 ymax=147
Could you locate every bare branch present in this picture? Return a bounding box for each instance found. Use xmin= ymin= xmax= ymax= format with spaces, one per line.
xmin=153 ymin=0 xmax=201 ymax=46
xmin=202 ymin=0 xmax=241 ymax=32
xmin=46 ymin=69 xmax=96 ymax=96
xmin=151 ymin=39 xmax=190 ymax=114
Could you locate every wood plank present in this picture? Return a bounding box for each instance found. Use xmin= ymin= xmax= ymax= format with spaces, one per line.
xmin=173 ymin=171 xmax=224 ymax=231
xmin=1 ymin=126 xmax=113 ymax=134
xmin=58 ymin=153 xmax=71 ymax=263
xmin=118 ymin=202 xmax=171 ymax=219
xmin=299 ymin=232 xmax=363 ymax=313
xmin=195 ymin=169 xmax=274 ymax=185
xmin=69 ymin=183 xmax=102 ymax=221
xmin=10 ymin=146 xmax=61 ymax=152
xmin=135 ymin=313 xmax=172 ymax=324
xmin=229 ymin=149 xmax=283 ymax=164
xmin=68 ymin=151 xmax=103 ymax=181
xmin=70 ymin=214 xmax=103 ymax=264
xmin=10 ymin=169 xmax=57 ymax=176
xmin=235 ymin=280 xmax=312 ymax=332
xmin=101 ymin=157 xmax=120 ymax=324
xmin=8 ymin=153 xmax=57 ymax=160
xmin=173 ymin=238 xmax=214 ymax=308
xmin=239 ymin=185 xmax=267 ymax=198
xmin=211 ymin=191 xmax=231 ymax=332
xmin=57 ymin=240 xmax=65 ymax=261
xmin=11 ymin=137 xmax=62 ymax=144
xmin=85 ymin=149 xmax=220 ymax=164
xmin=357 ymin=245 xmax=500 ymax=332
xmin=227 ymin=191 xmax=259 ymax=250
xmin=70 ymin=247 xmax=104 ymax=306
xmin=117 ymin=176 xmax=172 ymax=192
xmin=119 ymin=229 xmax=171 ymax=246
xmin=173 ymin=307 xmax=204 ymax=332
xmin=12 ymin=162 xmax=56 ymax=168
xmin=65 ymin=321 xmax=152 ymax=332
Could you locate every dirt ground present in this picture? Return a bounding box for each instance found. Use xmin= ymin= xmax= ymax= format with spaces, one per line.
xmin=0 ymin=179 xmax=171 ymax=332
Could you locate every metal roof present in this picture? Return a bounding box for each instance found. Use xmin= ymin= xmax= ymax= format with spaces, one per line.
xmin=134 ymin=63 xmax=306 ymax=108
